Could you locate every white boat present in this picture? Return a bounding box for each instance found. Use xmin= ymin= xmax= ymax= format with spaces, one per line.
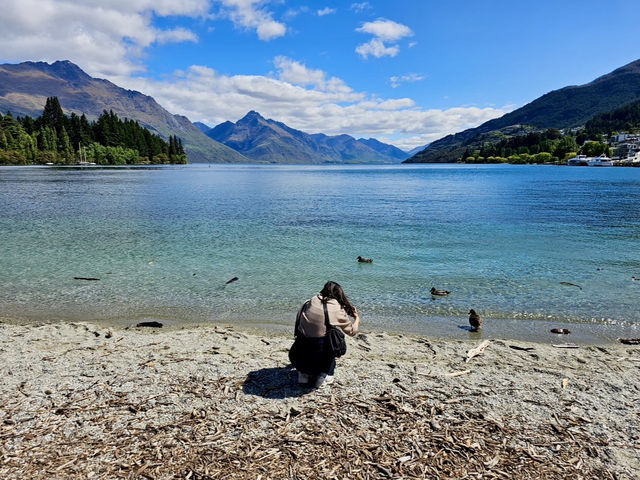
xmin=76 ymin=143 xmax=96 ymax=166
xmin=567 ymin=155 xmax=589 ymax=166
xmin=624 ymin=151 xmax=640 ymax=164
xmin=587 ymin=156 xmax=613 ymax=167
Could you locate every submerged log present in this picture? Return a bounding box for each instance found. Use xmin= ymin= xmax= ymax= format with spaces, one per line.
xmin=136 ymin=321 xmax=163 ymax=328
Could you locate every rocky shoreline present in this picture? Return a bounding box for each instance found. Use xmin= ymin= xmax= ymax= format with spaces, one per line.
xmin=1 ymin=321 xmax=639 ymax=479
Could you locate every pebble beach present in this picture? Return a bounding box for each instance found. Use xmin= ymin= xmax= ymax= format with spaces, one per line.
xmin=1 ymin=320 xmax=639 ymax=479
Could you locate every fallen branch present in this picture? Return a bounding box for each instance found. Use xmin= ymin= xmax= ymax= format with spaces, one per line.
xmin=465 ymin=340 xmax=491 ymax=363
xmin=444 ymin=370 xmax=471 ymax=377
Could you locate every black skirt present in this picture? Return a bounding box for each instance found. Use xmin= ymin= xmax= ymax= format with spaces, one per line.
xmin=288 ymin=335 xmax=334 ymax=375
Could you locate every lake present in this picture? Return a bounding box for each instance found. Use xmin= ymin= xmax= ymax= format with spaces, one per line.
xmin=1 ymin=164 xmax=639 ymax=343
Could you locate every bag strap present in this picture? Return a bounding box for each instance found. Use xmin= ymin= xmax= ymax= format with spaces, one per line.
xmin=323 ymin=300 xmax=331 ymax=333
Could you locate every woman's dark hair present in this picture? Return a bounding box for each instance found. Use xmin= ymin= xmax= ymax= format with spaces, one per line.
xmin=320 ymin=281 xmax=355 ymax=316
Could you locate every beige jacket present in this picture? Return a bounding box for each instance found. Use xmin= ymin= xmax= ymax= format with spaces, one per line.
xmin=297 ymin=295 xmax=358 ymax=338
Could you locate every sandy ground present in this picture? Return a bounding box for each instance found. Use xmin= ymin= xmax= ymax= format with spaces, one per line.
xmin=0 ymin=320 xmax=639 ymax=479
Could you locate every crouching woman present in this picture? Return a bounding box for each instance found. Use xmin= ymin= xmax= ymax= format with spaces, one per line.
xmin=289 ymin=281 xmax=360 ymax=388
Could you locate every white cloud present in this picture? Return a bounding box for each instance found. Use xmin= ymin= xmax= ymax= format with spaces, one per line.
xmin=317 ymin=7 xmax=336 ymax=16
xmin=283 ymin=6 xmax=309 ymax=20
xmin=274 ymin=56 xmax=351 ymax=93
xmin=355 ymin=18 xmax=413 ymax=59
xmin=0 ymin=0 xmax=205 ymax=76
xmin=118 ymin=57 xmax=510 ymax=150
xmin=356 ymin=39 xmax=399 ymax=59
xmin=390 ymin=73 xmax=426 ymax=88
xmin=356 ymin=19 xmax=412 ymax=41
xmin=218 ymin=0 xmax=286 ymax=41
xmin=350 ymin=2 xmax=371 ymax=13
xmin=156 ymin=28 xmax=199 ymax=44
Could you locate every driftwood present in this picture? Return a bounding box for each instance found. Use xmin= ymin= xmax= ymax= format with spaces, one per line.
xmin=552 ymin=343 xmax=579 ymax=349
xmin=73 ymin=277 xmax=100 ymax=281
xmin=225 ymin=277 xmax=239 ymax=284
xmin=559 ymin=281 xmax=582 ymax=290
xmin=444 ymin=370 xmax=471 ymax=377
xmin=465 ymin=340 xmax=491 ymax=363
xmin=509 ymin=345 xmax=535 ymax=352
xmin=550 ymin=328 xmax=571 ymax=335
xmin=618 ymin=338 xmax=640 ymax=345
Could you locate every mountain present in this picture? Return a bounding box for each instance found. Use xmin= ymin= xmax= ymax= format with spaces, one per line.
xmin=193 ymin=121 xmax=212 ymax=134
xmin=357 ymin=138 xmax=408 ymax=161
xmin=407 ymin=58 xmax=640 ymax=163
xmin=406 ymin=143 xmax=429 ymax=157
xmin=0 ymin=60 xmax=247 ymax=163
xmin=207 ymin=111 xmax=403 ymax=164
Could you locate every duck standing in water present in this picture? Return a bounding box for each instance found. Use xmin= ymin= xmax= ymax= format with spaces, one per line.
xmin=430 ymin=287 xmax=450 ymax=296
xmin=468 ymin=309 xmax=482 ymax=331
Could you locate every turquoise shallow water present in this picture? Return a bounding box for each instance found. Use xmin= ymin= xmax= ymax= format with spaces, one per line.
xmin=1 ymin=164 xmax=639 ymax=342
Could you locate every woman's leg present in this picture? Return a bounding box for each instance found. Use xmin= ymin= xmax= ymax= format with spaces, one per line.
xmin=314 ymin=358 xmax=336 ymax=387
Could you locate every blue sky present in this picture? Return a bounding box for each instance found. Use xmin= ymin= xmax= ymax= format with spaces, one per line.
xmin=2 ymin=1 xmax=640 ymax=150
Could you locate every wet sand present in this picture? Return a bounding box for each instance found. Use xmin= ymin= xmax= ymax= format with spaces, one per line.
xmin=1 ymin=320 xmax=639 ymax=479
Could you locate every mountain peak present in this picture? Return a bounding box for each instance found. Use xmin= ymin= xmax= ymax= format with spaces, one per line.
xmin=208 ymin=112 xmax=407 ymax=164
xmin=19 ymin=60 xmax=92 ymax=83
xmin=241 ymin=110 xmax=265 ymax=121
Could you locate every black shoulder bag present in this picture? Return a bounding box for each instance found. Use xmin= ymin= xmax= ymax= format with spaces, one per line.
xmin=323 ymin=301 xmax=347 ymax=358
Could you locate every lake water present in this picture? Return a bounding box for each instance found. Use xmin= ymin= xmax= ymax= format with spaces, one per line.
xmin=1 ymin=164 xmax=639 ymax=343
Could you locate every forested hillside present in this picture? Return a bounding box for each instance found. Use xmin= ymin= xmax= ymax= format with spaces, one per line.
xmin=0 ymin=97 xmax=186 ymax=165
xmin=584 ymin=99 xmax=640 ymax=136
xmin=406 ymin=58 xmax=640 ymax=163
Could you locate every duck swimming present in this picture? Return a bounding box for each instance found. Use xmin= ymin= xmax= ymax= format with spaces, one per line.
xmin=430 ymin=287 xmax=450 ymax=296
xmin=357 ymin=256 xmax=373 ymax=263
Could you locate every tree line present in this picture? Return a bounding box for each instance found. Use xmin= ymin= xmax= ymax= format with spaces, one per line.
xmin=0 ymin=97 xmax=187 ymax=165
xmin=459 ymin=128 xmax=610 ymax=164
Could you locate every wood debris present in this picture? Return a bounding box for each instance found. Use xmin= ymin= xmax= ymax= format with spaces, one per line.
xmin=0 ymin=375 xmax=617 ymax=480
xmin=465 ymin=340 xmax=491 ymax=362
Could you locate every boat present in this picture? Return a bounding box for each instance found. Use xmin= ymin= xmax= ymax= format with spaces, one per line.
xmin=567 ymin=155 xmax=589 ymax=166
xmin=587 ymin=156 xmax=613 ymax=167
xmin=76 ymin=143 xmax=96 ymax=166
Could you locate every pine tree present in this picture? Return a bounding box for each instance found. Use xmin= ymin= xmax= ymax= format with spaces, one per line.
xmin=59 ymin=126 xmax=72 ymax=159
xmin=40 ymin=97 xmax=66 ymax=134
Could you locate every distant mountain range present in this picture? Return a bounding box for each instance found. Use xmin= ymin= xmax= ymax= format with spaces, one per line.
xmin=0 ymin=60 xmax=247 ymax=163
xmin=0 ymin=60 xmax=410 ymax=164
xmin=407 ymin=59 xmax=640 ymax=163
xmin=406 ymin=144 xmax=429 ymax=157
xmin=204 ymin=111 xmax=408 ymax=164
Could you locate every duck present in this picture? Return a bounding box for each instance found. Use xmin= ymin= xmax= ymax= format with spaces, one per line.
xmin=357 ymin=256 xmax=373 ymax=263
xmin=430 ymin=287 xmax=450 ymax=296
xmin=468 ymin=309 xmax=482 ymax=331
